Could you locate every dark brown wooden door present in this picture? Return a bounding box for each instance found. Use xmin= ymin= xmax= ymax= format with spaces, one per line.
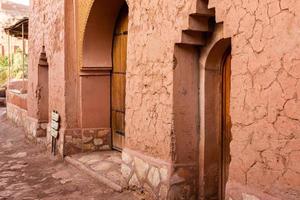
xmin=112 ymin=6 xmax=128 ymax=151
xmin=221 ymin=53 xmax=231 ymax=199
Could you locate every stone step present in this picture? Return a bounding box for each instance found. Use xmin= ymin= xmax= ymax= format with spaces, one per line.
xmin=65 ymin=155 xmax=124 ymax=192
xmin=181 ymin=30 xmax=207 ymax=46
xmin=38 ymin=52 xmax=48 ymax=66
xmin=188 ymin=15 xmax=213 ymax=32
xmin=194 ymin=0 xmax=215 ymax=16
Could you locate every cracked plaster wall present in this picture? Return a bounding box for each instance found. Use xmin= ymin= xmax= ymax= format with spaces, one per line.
xmin=28 ymin=0 xmax=65 ymax=152
xmin=124 ymin=0 xmax=197 ymax=161
xmin=27 ymin=0 xmax=300 ymax=199
xmin=208 ymin=0 xmax=300 ymax=199
xmin=75 ymin=0 xmax=198 ymax=161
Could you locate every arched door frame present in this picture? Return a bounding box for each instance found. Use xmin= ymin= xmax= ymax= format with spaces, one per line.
xmin=80 ymin=0 xmax=127 ymax=127
xmin=199 ymin=36 xmax=232 ymax=200
xmin=79 ymin=0 xmax=128 ymax=149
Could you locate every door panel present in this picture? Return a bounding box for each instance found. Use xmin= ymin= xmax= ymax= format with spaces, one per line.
xmin=112 ymin=5 xmax=128 ymax=150
xmin=112 ymin=74 xmax=125 ymax=111
xmin=112 ymin=111 xmax=125 ymax=135
xmin=113 ymin=36 xmax=127 ymax=73
xmin=221 ymin=53 xmax=231 ymax=199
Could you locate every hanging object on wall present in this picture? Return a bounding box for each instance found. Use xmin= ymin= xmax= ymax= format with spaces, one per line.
xmin=51 ymin=111 xmax=60 ymax=156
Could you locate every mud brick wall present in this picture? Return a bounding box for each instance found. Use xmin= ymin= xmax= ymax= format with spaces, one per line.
xmin=28 ymin=0 xmax=65 ymax=126
xmin=6 ymin=91 xmax=27 ymax=110
xmin=124 ymin=0 xmax=198 ymax=161
xmin=28 ymin=0 xmax=300 ymax=199
xmin=28 ymin=0 xmax=65 ymax=155
xmin=208 ymin=0 xmax=300 ymax=199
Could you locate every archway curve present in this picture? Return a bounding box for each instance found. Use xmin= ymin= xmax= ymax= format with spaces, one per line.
xmin=205 ymin=38 xmax=231 ymax=71
xmin=172 ymin=1 xmax=232 ymax=198
xmin=82 ymin=0 xmax=128 ymax=69
xmin=200 ymin=37 xmax=232 ymax=200
xmin=79 ymin=0 xmax=129 ymax=134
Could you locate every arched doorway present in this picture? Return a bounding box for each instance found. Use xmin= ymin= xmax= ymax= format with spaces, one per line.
xmin=112 ymin=5 xmax=128 ymax=150
xmin=80 ymin=0 xmax=128 ymax=152
xmin=201 ymin=39 xmax=232 ymax=200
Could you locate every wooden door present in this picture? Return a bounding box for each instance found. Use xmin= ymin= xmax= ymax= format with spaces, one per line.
xmin=221 ymin=53 xmax=231 ymax=199
xmin=112 ymin=6 xmax=128 ymax=151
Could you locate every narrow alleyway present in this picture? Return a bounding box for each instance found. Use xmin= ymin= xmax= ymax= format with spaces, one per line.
xmin=0 ymin=107 xmax=146 ymax=200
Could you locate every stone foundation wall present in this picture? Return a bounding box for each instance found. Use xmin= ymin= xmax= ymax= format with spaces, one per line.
xmin=168 ymin=164 xmax=197 ymax=200
xmin=6 ymin=103 xmax=48 ymax=146
xmin=121 ymin=149 xmax=197 ymax=199
xmin=121 ymin=149 xmax=171 ymax=199
xmin=7 ymin=103 xmax=28 ymax=127
xmin=64 ymin=128 xmax=111 ymax=156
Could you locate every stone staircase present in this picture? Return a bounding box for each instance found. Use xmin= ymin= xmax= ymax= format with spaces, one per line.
xmin=179 ymin=0 xmax=215 ymax=46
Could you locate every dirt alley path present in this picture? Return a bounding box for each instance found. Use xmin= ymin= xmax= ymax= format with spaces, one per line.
xmin=0 ymin=107 xmax=147 ymax=200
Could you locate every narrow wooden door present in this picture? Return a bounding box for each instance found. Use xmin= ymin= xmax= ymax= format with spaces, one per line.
xmin=112 ymin=6 xmax=128 ymax=151
xmin=221 ymin=53 xmax=232 ymax=199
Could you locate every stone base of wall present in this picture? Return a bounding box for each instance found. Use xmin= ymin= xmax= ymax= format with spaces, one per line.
xmin=121 ymin=149 xmax=171 ymax=199
xmin=64 ymin=128 xmax=111 ymax=156
xmin=6 ymin=103 xmax=49 ymax=148
xmin=7 ymin=103 xmax=112 ymax=157
xmin=6 ymin=102 xmax=27 ymax=127
xmin=6 ymin=90 xmax=27 ymax=110
xmin=169 ymin=164 xmax=197 ymax=200
xmin=227 ymin=182 xmax=282 ymax=200
xmin=121 ymin=149 xmax=197 ymax=200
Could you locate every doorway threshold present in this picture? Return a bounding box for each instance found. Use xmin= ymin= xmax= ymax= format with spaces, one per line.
xmin=65 ymin=151 xmax=126 ymax=191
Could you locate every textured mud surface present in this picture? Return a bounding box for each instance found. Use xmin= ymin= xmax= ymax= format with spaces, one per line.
xmin=0 ymin=107 xmax=147 ymax=200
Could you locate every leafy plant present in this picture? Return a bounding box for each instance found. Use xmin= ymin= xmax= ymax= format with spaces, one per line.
xmin=0 ymin=56 xmax=8 ymax=86
xmin=0 ymin=49 xmax=28 ymax=86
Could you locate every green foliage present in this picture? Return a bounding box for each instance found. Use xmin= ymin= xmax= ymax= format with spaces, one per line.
xmin=12 ymin=49 xmax=28 ymax=80
xmin=0 ymin=49 xmax=28 ymax=86
xmin=0 ymin=56 xmax=8 ymax=86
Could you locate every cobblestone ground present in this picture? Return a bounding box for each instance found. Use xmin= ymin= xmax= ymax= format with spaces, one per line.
xmin=0 ymin=107 xmax=146 ymax=200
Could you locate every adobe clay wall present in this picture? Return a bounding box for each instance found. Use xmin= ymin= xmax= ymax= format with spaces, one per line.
xmin=27 ymin=0 xmax=300 ymax=199
xmin=76 ymin=0 xmax=199 ymax=160
xmin=209 ymin=0 xmax=300 ymax=199
xmin=28 ymin=0 xmax=65 ymax=152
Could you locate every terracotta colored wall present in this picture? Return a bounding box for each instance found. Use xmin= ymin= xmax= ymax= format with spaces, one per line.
xmin=29 ymin=0 xmax=300 ymax=199
xmin=28 ymin=0 xmax=65 ymax=121
xmin=75 ymin=0 xmax=198 ymax=161
xmin=6 ymin=90 xmax=27 ymax=110
xmin=28 ymin=0 xmax=65 ymax=154
xmin=83 ymin=0 xmax=124 ymax=68
xmin=64 ymin=1 xmax=79 ymax=129
xmin=207 ymin=0 xmax=300 ymax=199
xmin=8 ymin=80 xmax=28 ymax=91
xmin=80 ymin=76 xmax=110 ymax=128
xmin=125 ymin=0 xmax=198 ymax=161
